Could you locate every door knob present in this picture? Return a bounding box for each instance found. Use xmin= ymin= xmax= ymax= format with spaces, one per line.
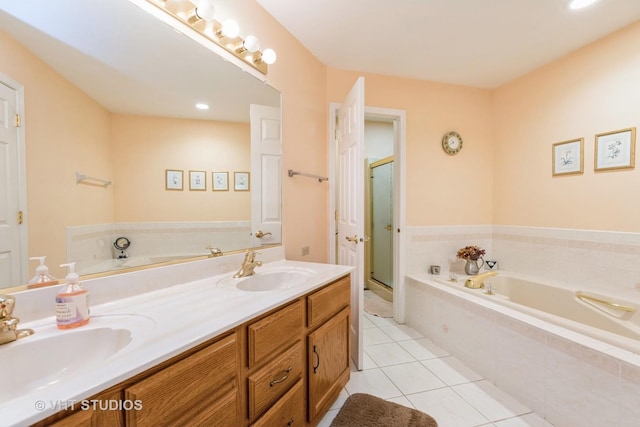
xmin=345 ymin=235 xmax=358 ymax=244
xmin=255 ymin=230 xmax=272 ymax=238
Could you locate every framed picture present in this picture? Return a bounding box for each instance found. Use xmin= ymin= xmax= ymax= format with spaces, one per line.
xmin=595 ymin=127 xmax=636 ymax=171
xmin=234 ymin=171 xmax=250 ymax=191
xmin=212 ymin=172 xmax=229 ymax=191
xmin=165 ymin=169 xmax=183 ymax=190
xmin=189 ymin=170 xmax=206 ymax=191
xmin=552 ymin=138 xmax=583 ymax=176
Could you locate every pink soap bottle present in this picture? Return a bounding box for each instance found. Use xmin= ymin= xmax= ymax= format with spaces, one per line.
xmin=56 ymin=262 xmax=90 ymax=329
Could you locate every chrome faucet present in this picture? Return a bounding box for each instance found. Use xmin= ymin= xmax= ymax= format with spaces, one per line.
xmin=0 ymin=295 xmax=34 ymax=345
xmin=464 ymin=271 xmax=498 ymax=289
xmin=233 ymin=250 xmax=262 ymax=278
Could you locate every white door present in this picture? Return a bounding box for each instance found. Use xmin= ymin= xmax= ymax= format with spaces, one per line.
xmin=250 ymin=104 xmax=282 ymax=247
xmin=336 ymin=77 xmax=365 ymax=369
xmin=0 ymin=81 xmax=26 ymax=287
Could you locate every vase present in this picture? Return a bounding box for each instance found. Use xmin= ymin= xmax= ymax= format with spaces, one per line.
xmin=464 ymin=258 xmax=484 ymax=275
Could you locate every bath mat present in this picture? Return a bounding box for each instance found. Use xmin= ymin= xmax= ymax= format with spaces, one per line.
xmin=364 ymin=292 xmax=393 ymax=318
xmin=330 ymin=393 xmax=438 ymax=427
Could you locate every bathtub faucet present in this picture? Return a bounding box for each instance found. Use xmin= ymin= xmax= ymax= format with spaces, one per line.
xmin=464 ymin=271 xmax=498 ymax=289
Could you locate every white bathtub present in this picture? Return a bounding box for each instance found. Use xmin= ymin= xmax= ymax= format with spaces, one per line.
xmin=435 ymin=273 xmax=640 ymax=354
xmin=405 ymin=271 xmax=640 ymax=426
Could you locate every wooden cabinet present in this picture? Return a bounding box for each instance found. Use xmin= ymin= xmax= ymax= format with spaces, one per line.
xmin=38 ymin=390 xmax=125 ymax=427
xmin=125 ymin=333 xmax=239 ymax=426
xmin=307 ymin=307 xmax=350 ymax=422
xmin=248 ymin=341 xmax=304 ymax=421
xmin=307 ymin=275 xmax=350 ymax=329
xmin=251 ymin=380 xmax=305 ymax=427
xmin=36 ymin=274 xmax=351 ymax=427
xmin=247 ymin=300 xmax=304 ymax=368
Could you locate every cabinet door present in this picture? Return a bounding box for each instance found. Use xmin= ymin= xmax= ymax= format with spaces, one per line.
xmin=125 ymin=333 xmax=238 ymax=427
xmin=43 ymin=390 xmax=124 ymax=427
xmin=307 ymin=307 xmax=350 ymax=421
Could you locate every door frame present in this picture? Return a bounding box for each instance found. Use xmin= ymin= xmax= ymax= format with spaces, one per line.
xmin=328 ymin=105 xmax=407 ymax=323
xmin=0 ymin=72 xmax=28 ymax=285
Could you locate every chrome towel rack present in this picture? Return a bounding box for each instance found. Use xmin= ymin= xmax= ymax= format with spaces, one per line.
xmin=75 ymin=171 xmax=112 ymax=187
xmin=287 ymin=169 xmax=328 ymax=183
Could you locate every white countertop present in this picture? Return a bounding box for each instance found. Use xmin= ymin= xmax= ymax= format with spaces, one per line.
xmin=1 ymin=258 xmax=353 ymax=426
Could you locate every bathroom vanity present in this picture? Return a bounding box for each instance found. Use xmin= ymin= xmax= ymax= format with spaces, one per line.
xmin=2 ymin=253 xmax=352 ymax=427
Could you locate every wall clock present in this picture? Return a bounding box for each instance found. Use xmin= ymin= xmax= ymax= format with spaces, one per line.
xmin=442 ymin=131 xmax=463 ymax=155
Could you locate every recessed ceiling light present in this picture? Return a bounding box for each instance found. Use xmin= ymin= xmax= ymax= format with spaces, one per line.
xmin=569 ymin=0 xmax=600 ymax=10
xmin=195 ymin=103 xmax=210 ymax=110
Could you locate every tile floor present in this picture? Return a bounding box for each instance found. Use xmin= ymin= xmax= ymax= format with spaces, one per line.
xmin=318 ymin=291 xmax=553 ymax=427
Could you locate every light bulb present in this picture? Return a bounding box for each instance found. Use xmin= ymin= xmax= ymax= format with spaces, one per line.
xmin=568 ymin=0 xmax=599 ymax=9
xmin=261 ymin=48 xmax=277 ymax=65
xmin=195 ymin=0 xmax=215 ymax=21
xmin=243 ymin=35 xmax=260 ymax=53
xmin=195 ymin=103 xmax=210 ymax=110
xmin=221 ymin=19 xmax=239 ymax=38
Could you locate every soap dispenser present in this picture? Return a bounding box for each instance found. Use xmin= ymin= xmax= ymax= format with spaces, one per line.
xmin=56 ymin=262 xmax=90 ymax=329
xmin=27 ymin=256 xmax=59 ymax=289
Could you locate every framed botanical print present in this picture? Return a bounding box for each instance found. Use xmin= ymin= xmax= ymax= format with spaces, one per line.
xmin=212 ymin=172 xmax=229 ymax=191
xmin=552 ymin=138 xmax=583 ymax=176
xmin=189 ymin=170 xmax=206 ymax=191
xmin=594 ymin=127 xmax=636 ymax=171
xmin=234 ymin=172 xmax=250 ymax=191
xmin=165 ymin=169 xmax=183 ymax=190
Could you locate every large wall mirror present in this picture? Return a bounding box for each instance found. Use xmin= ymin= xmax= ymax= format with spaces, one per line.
xmin=0 ymin=0 xmax=282 ymax=291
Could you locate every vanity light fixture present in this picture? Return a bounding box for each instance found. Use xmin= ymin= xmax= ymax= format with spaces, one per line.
xmin=195 ymin=103 xmax=210 ymax=110
xmin=215 ymin=19 xmax=239 ymax=39
xmin=258 ymin=48 xmax=277 ymax=65
xmin=568 ymin=0 xmax=600 ymax=10
xmin=147 ymin=0 xmax=276 ymax=74
xmin=194 ymin=0 xmax=215 ymax=21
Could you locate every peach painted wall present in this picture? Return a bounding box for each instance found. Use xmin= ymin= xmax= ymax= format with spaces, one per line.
xmin=326 ymin=69 xmax=495 ymax=226
xmin=110 ymin=115 xmax=249 ymax=222
xmin=0 ymin=29 xmax=114 ymax=276
xmin=493 ymin=21 xmax=640 ymax=232
xmin=221 ymin=0 xmax=329 ymax=262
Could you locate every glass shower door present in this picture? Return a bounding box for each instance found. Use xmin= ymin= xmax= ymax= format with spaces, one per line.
xmin=371 ymin=160 xmax=393 ymax=288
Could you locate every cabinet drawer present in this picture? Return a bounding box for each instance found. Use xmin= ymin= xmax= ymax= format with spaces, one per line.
xmin=248 ymin=300 xmax=304 ymax=368
xmin=251 ymin=380 xmax=304 ymax=427
xmin=125 ymin=333 xmax=238 ymax=426
xmin=248 ymin=341 xmax=304 ymax=421
xmin=307 ymin=275 xmax=350 ymax=329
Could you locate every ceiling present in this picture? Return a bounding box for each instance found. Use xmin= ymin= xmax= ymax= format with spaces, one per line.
xmin=256 ymin=0 xmax=640 ymax=88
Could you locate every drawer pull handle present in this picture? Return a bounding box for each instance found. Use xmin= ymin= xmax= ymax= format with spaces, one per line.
xmin=313 ymin=345 xmax=320 ymax=374
xmin=287 ymin=418 xmax=294 ymax=426
xmin=269 ymin=366 xmax=292 ymax=387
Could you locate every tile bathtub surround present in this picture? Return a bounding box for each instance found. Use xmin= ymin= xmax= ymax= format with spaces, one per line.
xmin=405 ymin=275 xmax=640 ymax=426
xmin=66 ymin=221 xmax=252 ymax=273
xmin=319 ymin=300 xmax=552 ymax=427
xmin=407 ymin=224 xmax=640 ymax=300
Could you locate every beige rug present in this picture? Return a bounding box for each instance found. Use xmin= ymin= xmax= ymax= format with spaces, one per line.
xmin=364 ymin=292 xmax=393 ymax=318
xmin=330 ymin=393 xmax=438 ymax=427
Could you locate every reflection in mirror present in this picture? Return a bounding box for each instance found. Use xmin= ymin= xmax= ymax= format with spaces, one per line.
xmin=0 ymin=0 xmax=282 ymax=290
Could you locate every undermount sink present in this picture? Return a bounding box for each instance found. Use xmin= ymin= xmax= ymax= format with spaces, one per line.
xmin=0 ymin=314 xmax=156 ymax=401
xmin=225 ymin=268 xmax=315 ymax=292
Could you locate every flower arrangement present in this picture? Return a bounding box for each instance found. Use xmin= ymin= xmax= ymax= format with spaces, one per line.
xmin=456 ymin=245 xmax=485 ymax=261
